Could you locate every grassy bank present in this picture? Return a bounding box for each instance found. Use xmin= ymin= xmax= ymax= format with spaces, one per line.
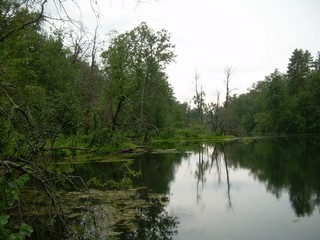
xmin=152 ymin=127 xmax=235 ymax=143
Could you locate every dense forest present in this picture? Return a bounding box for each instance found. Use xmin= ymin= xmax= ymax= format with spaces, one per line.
xmin=224 ymin=49 xmax=320 ymax=135
xmin=1 ymin=0 xmax=319 ymax=239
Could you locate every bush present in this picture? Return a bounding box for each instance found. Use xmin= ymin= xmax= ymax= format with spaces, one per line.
xmin=0 ymin=172 xmax=33 ymax=240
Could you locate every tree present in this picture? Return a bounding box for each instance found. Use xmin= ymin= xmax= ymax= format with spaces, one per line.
xmin=0 ymin=0 xmax=47 ymax=42
xmin=221 ymin=66 xmax=235 ymax=134
xmin=304 ymin=70 xmax=320 ymax=133
xmin=0 ymin=3 xmax=90 ymax=237
xmin=205 ymin=92 xmax=223 ymax=134
xmin=192 ymin=71 xmax=206 ymax=125
xmin=101 ymin=22 xmax=176 ymax=142
xmin=129 ymin=23 xmax=175 ymax=138
xmin=287 ymin=49 xmax=313 ymax=96
xmin=224 ymin=66 xmax=235 ymax=108
xmin=264 ymin=70 xmax=288 ymax=132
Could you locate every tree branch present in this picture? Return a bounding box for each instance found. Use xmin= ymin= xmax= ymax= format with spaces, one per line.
xmin=0 ymin=0 xmax=48 ymax=42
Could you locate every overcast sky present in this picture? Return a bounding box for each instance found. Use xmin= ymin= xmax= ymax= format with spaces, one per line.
xmin=51 ymin=0 xmax=320 ymax=103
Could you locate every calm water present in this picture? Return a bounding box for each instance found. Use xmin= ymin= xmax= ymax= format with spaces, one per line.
xmin=70 ymin=137 xmax=320 ymax=239
xmin=131 ymin=137 xmax=320 ymax=240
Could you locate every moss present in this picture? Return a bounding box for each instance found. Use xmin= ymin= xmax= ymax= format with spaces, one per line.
xmin=19 ymin=187 xmax=171 ymax=239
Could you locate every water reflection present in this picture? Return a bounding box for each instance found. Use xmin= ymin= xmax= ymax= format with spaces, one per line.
xmin=26 ymin=138 xmax=320 ymax=239
xmin=140 ymin=138 xmax=320 ymax=239
xmin=193 ymin=144 xmax=232 ymax=208
xmin=67 ymin=138 xmax=320 ymax=239
xmin=224 ymin=137 xmax=320 ymax=217
xmin=116 ymin=198 xmax=179 ymax=240
xmin=147 ymin=138 xmax=320 ymax=218
xmin=133 ymin=151 xmax=183 ymax=194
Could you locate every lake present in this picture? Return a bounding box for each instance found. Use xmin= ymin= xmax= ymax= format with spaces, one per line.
xmin=123 ymin=137 xmax=320 ymax=240
xmin=31 ymin=137 xmax=320 ymax=239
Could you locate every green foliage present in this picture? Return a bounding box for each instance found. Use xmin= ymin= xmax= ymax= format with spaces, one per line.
xmin=223 ymin=49 xmax=320 ymax=135
xmin=87 ymin=161 xmax=141 ymax=190
xmin=153 ymin=126 xmax=233 ymax=142
xmin=287 ymin=49 xmax=313 ymax=96
xmin=100 ymin=22 xmax=176 ymax=143
xmin=0 ymin=172 xmax=32 ymax=240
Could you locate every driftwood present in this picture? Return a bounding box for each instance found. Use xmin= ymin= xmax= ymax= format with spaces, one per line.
xmin=115 ymin=146 xmax=147 ymax=154
xmin=44 ymin=146 xmax=102 ymax=155
xmin=45 ymin=145 xmax=147 ymax=155
xmin=44 ymin=146 xmax=92 ymax=151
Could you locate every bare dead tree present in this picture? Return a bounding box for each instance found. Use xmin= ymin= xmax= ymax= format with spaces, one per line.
xmin=224 ymin=66 xmax=235 ymax=108
xmin=193 ymin=71 xmax=206 ymax=125
xmin=69 ymin=26 xmax=92 ymax=64
xmin=222 ymin=66 xmax=236 ymax=134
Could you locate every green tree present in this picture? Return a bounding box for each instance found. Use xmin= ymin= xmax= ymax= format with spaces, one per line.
xmin=287 ymin=49 xmax=313 ymax=96
xmin=304 ymin=71 xmax=320 ymax=133
xmin=101 ymin=22 xmax=176 ymax=143
xmin=264 ymin=70 xmax=288 ymax=132
xmin=0 ymin=3 xmax=88 ymax=238
xmin=0 ymin=0 xmax=46 ymax=42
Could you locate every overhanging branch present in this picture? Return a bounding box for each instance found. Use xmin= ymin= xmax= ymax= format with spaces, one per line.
xmin=0 ymin=0 xmax=48 ymax=42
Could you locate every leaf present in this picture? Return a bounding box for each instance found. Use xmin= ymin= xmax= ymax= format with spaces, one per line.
xmin=8 ymin=234 xmax=18 ymax=240
xmin=19 ymin=223 xmax=33 ymax=237
xmin=16 ymin=174 xmax=30 ymax=187
xmin=0 ymin=215 xmax=10 ymax=226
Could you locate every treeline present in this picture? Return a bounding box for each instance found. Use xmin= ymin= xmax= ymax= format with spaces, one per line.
xmin=225 ymin=49 xmax=320 ymax=135
xmin=2 ymin=2 xmax=319 ymax=163
xmin=191 ymin=49 xmax=320 ymax=136
xmin=1 ymin=1 xmax=320 ymax=158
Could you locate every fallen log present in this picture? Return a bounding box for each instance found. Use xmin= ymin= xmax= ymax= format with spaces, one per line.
xmin=44 ymin=146 xmax=101 ymax=155
xmin=115 ymin=146 xmax=147 ymax=154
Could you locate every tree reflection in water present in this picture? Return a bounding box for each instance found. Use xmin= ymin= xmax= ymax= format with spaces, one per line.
xmin=69 ymin=138 xmax=320 ymax=239
xmin=224 ymin=137 xmax=320 ymax=217
xmin=114 ymin=197 xmax=179 ymax=240
xmin=191 ymin=138 xmax=320 ymax=216
xmin=194 ymin=143 xmax=233 ymax=209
